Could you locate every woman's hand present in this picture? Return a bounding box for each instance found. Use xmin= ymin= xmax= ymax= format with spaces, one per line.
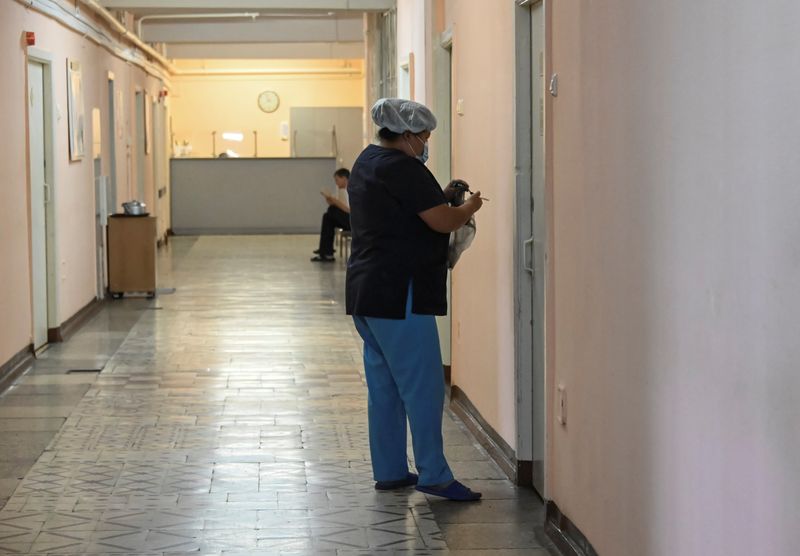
xmin=444 ymin=179 xmax=469 ymax=202
xmin=418 ymin=191 xmax=483 ymax=234
xmin=463 ymin=190 xmax=484 ymax=214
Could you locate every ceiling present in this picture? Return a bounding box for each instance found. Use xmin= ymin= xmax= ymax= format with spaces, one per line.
xmin=98 ymin=0 xmax=394 ymax=59
xmin=98 ymin=0 xmax=395 ymax=17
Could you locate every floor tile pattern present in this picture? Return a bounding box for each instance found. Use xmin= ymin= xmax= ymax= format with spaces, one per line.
xmin=0 ymin=236 xmax=557 ymax=555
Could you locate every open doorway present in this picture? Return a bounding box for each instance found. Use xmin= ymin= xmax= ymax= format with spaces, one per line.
xmin=92 ymin=108 xmax=108 ymax=300
xmin=515 ymin=0 xmax=550 ymax=497
xmin=26 ymin=51 xmax=58 ymax=352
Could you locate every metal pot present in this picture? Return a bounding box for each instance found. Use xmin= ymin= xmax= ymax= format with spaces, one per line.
xmin=122 ymin=201 xmax=147 ymax=216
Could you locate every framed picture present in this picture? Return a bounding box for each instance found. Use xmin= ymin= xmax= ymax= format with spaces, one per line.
xmin=67 ymin=60 xmax=85 ymax=161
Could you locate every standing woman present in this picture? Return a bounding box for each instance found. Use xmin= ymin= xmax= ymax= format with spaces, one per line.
xmin=347 ymin=99 xmax=484 ymax=501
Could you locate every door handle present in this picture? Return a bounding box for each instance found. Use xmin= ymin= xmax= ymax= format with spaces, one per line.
xmin=523 ymin=237 xmax=534 ymax=275
xmin=549 ymin=73 xmax=559 ymax=97
xmin=43 ymin=183 xmax=51 ymax=204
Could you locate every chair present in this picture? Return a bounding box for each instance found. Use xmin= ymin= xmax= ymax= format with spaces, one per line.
xmin=335 ymin=228 xmax=352 ymax=261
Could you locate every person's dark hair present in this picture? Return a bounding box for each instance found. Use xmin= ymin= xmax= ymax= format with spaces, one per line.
xmin=378 ymin=127 xmax=402 ymax=141
xmin=334 ymin=168 xmax=350 ymax=179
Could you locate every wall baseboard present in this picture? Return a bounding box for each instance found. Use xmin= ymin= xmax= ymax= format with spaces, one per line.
xmin=545 ymin=501 xmax=599 ymax=556
xmin=449 ymin=385 xmax=532 ymax=486
xmin=48 ymin=297 xmax=105 ymax=343
xmin=0 ymin=345 xmax=34 ymax=394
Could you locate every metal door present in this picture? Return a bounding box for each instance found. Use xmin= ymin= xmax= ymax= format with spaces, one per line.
xmin=529 ymin=0 xmax=547 ymax=495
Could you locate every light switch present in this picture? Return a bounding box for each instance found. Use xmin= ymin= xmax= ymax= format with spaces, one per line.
xmin=456 ymin=98 xmax=465 ymax=116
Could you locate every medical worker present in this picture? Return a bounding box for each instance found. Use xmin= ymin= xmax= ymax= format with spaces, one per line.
xmin=346 ymin=98 xmax=484 ymax=501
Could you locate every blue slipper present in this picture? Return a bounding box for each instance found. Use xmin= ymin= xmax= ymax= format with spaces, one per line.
xmin=375 ymin=472 xmax=419 ymax=491
xmin=416 ymin=480 xmax=482 ymax=501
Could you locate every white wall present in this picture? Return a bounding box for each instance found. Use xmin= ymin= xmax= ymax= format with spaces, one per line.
xmin=549 ymin=2 xmax=800 ymax=555
xmin=396 ymin=0 xmax=428 ymax=102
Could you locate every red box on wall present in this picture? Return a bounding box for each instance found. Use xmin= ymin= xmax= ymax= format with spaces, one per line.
xmin=25 ymin=32 xmax=36 ymax=46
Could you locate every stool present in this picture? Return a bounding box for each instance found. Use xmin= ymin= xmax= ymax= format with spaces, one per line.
xmin=335 ymin=228 xmax=352 ymax=261
xmin=341 ymin=230 xmax=352 ymax=261
xmin=334 ymin=228 xmax=345 ymax=254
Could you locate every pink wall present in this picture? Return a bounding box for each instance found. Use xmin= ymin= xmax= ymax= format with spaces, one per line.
xmin=548 ymin=2 xmax=800 ymax=554
xmin=444 ymin=0 xmax=519 ymax=447
xmin=0 ymin=9 xmax=34 ymax=364
xmin=0 ymin=4 xmax=166 ymax=367
xmin=393 ymin=0 xmax=518 ymax=448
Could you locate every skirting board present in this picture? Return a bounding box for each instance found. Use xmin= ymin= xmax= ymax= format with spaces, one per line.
xmin=545 ymin=501 xmax=599 ymax=556
xmin=171 ymin=227 xmax=319 ymax=235
xmin=48 ymin=297 xmax=105 ymax=343
xmin=449 ymin=385 xmax=532 ymax=486
xmin=0 ymin=344 xmax=34 ymax=395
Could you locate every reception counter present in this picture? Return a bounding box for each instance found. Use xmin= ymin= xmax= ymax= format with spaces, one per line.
xmin=170 ymin=157 xmax=336 ymax=235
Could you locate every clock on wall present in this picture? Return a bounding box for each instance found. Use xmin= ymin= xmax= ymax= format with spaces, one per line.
xmin=257 ymin=90 xmax=280 ymax=113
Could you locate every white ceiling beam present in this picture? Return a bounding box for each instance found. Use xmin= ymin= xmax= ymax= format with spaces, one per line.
xmin=141 ymin=17 xmax=364 ymax=43
xmin=100 ymin=0 xmax=394 ymax=11
xmin=166 ymin=41 xmax=364 ymax=59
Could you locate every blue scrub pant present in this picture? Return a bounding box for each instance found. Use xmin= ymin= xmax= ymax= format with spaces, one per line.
xmin=353 ymin=287 xmax=454 ymax=487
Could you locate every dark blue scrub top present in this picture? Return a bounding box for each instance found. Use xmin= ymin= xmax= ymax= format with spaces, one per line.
xmin=345 ymin=144 xmax=449 ymax=319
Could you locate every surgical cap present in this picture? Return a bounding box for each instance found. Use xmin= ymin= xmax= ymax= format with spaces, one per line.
xmin=371 ymin=98 xmax=437 ymax=134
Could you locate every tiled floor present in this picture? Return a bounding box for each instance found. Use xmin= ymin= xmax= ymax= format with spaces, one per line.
xmin=0 ymin=236 xmax=558 ymax=555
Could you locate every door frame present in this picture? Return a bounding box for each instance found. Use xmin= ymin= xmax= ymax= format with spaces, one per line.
xmin=513 ymin=0 xmax=554 ymax=498
xmin=431 ymin=28 xmax=453 ymax=370
xmin=107 ymin=72 xmax=118 ymax=216
xmin=134 ymin=88 xmax=146 ymax=202
xmin=26 ymin=48 xmax=61 ymax=339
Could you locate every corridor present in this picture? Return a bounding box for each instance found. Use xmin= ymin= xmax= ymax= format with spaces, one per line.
xmin=0 ymin=236 xmax=556 ymax=555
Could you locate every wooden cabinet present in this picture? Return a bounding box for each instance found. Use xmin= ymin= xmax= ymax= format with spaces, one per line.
xmin=107 ymin=215 xmax=156 ymax=298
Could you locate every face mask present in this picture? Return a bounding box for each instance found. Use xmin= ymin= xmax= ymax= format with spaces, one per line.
xmin=418 ymin=142 xmax=429 ymax=164
xmin=405 ymin=134 xmax=429 ymax=164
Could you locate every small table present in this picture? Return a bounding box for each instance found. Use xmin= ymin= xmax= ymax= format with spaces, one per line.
xmin=107 ymin=214 xmax=157 ymax=298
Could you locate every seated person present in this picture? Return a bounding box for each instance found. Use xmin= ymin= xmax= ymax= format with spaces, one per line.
xmin=311 ymin=168 xmax=351 ymax=262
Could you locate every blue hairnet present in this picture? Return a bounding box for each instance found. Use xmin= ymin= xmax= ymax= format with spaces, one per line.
xmin=371 ymin=98 xmax=438 ymax=134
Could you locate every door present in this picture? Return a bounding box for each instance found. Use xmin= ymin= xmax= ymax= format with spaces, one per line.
xmin=107 ymin=78 xmax=118 ymax=214
xmin=28 ymin=61 xmax=49 ymax=350
xmin=529 ymin=0 xmax=548 ymax=496
xmin=152 ymin=99 xmax=168 ymax=240
xmin=135 ymin=90 xmax=146 ymax=201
